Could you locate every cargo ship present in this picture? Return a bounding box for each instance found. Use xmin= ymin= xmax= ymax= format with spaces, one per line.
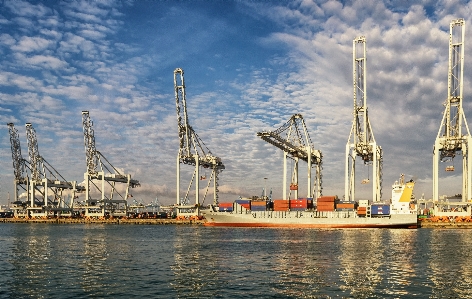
xmin=202 ymin=175 xmax=417 ymax=228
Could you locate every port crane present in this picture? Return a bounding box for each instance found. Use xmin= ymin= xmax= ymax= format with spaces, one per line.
xmin=174 ymin=68 xmax=225 ymax=214
xmin=433 ymin=19 xmax=472 ymax=208
xmin=257 ymin=114 xmax=322 ymax=200
xmin=7 ymin=123 xmax=30 ymax=217
xmin=23 ymin=123 xmax=84 ymax=218
xmin=82 ymin=111 xmax=140 ymax=217
xmin=345 ymin=36 xmax=383 ymax=202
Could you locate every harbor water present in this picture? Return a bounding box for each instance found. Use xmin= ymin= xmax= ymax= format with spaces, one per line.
xmin=1 ymin=224 xmax=471 ymax=298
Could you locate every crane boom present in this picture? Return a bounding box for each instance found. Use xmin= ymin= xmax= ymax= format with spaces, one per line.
xmin=7 ymin=123 xmax=28 ymax=184
xmin=257 ymin=114 xmax=322 ymax=200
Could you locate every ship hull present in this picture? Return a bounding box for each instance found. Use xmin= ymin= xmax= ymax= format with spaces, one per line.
xmin=203 ymin=210 xmax=417 ymax=229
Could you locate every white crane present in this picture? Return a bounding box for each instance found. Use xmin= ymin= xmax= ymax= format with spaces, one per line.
xmin=433 ymin=19 xmax=472 ymax=203
xmin=82 ymin=111 xmax=140 ymax=217
xmin=257 ymin=114 xmax=322 ymax=200
xmin=7 ymin=123 xmax=30 ymax=217
xmin=24 ymin=123 xmax=84 ymax=218
xmin=345 ymin=36 xmax=383 ymax=202
xmin=174 ymin=68 xmax=225 ymax=214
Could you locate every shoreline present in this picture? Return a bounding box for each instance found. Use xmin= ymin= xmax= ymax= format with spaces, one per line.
xmin=0 ymin=217 xmax=205 ymax=225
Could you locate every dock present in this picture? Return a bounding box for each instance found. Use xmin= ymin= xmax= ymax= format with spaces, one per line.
xmin=0 ymin=217 xmax=205 ymax=225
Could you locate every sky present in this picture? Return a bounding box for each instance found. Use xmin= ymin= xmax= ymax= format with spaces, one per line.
xmin=0 ymin=0 xmax=472 ymax=206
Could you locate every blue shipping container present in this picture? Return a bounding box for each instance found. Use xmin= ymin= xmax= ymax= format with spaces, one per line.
xmin=219 ymin=207 xmax=233 ymax=212
xmin=235 ymin=200 xmax=251 ymax=204
xmin=250 ymin=206 xmax=266 ymax=211
xmin=371 ymin=204 xmax=390 ymax=215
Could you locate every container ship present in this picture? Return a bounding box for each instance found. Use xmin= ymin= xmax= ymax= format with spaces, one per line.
xmin=202 ymin=176 xmax=417 ymax=228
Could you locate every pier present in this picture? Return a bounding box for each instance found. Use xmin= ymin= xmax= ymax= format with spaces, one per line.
xmin=0 ymin=217 xmax=205 ymax=225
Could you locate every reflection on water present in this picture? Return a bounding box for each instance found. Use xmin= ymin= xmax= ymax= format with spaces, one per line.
xmin=428 ymin=230 xmax=472 ymax=299
xmin=3 ymin=225 xmax=472 ymax=298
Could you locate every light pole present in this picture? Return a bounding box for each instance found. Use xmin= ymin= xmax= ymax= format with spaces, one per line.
xmin=264 ymin=178 xmax=268 ymax=199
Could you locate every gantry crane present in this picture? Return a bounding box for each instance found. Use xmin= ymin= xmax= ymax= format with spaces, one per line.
xmin=174 ymin=68 xmax=225 ymax=214
xmin=433 ymin=19 xmax=472 ymax=208
xmin=24 ymin=123 xmax=84 ymax=218
xmin=7 ymin=123 xmax=30 ymax=217
xmin=82 ymin=111 xmax=140 ymax=217
xmin=257 ymin=114 xmax=322 ymax=200
xmin=345 ymin=36 xmax=383 ymax=202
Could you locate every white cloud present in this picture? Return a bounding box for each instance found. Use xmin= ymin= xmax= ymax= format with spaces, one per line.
xmin=12 ymin=36 xmax=53 ymax=52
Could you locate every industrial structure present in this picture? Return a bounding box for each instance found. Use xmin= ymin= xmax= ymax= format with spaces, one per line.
xmin=7 ymin=123 xmax=30 ymax=217
xmin=174 ymin=68 xmax=225 ymax=216
xmin=81 ymin=111 xmax=140 ymax=217
xmin=432 ymin=19 xmax=472 ymax=215
xmin=257 ymin=114 xmax=322 ymax=200
xmin=345 ymin=36 xmax=383 ymax=202
xmin=7 ymin=123 xmax=84 ymax=218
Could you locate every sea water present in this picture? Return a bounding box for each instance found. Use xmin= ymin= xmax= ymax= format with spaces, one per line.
xmin=0 ymin=224 xmax=471 ymax=298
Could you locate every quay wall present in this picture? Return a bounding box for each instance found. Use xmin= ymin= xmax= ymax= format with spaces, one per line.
xmin=0 ymin=218 xmax=205 ymax=225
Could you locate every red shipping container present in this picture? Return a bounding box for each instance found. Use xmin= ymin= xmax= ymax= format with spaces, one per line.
xmin=317 ymin=196 xmax=337 ymax=202
xmin=336 ymin=203 xmax=355 ymax=209
xmin=318 ymin=207 xmax=335 ymax=212
xmin=239 ymin=203 xmax=251 ymax=209
xmin=273 ymin=200 xmax=289 ymax=206
xmin=251 ymin=201 xmax=267 ymax=206
xmin=317 ymin=202 xmax=335 ymax=211
xmin=219 ymin=202 xmax=233 ymax=208
xmin=273 ymin=206 xmax=290 ymax=211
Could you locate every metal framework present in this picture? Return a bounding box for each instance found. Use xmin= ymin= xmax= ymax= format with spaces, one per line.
xmin=433 ymin=19 xmax=472 ymax=203
xmin=23 ymin=123 xmax=84 ymax=218
xmin=174 ymin=68 xmax=225 ymax=213
xmin=7 ymin=123 xmax=30 ymax=217
xmin=257 ymin=114 xmax=322 ymax=200
xmin=82 ymin=111 xmax=140 ymax=217
xmin=345 ymin=36 xmax=383 ymax=202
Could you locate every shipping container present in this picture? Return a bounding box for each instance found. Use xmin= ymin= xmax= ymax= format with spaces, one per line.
xmin=235 ymin=199 xmax=251 ymax=205
xmin=336 ymin=203 xmax=356 ymax=210
xmin=239 ymin=203 xmax=251 ymax=210
xmin=219 ymin=207 xmax=233 ymax=212
xmin=317 ymin=202 xmax=335 ymax=211
xmin=250 ymin=206 xmax=266 ymax=211
xmin=371 ymin=204 xmax=390 ymax=215
xmin=273 ymin=206 xmax=290 ymax=211
xmin=218 ymin=202 xmax=234 ymax=208
xmin=317 ymin=196 xmax=337 ymax=202
xmin=251 ymin=201 xmax=267 ymax=206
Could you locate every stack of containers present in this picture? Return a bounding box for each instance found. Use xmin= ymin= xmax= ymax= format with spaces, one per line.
xmin=357 ymin=206 xmax=367 ymax=216
xmin=251 ymin=201 xmax=267 ymax=211
xmin=218 ymin=202 xmax=234 ymax=212
xmin=235 ymin=199 xmax=251 ymax=210
xmin=289 ymin=198 xmax=313 ymax=211
xmin=273 ymin=199 xmax=289 ymax=211
xmin=316 ymin=196 xmax=336 ymax=211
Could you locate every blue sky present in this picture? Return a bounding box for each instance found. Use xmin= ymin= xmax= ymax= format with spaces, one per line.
xmin=1 ymin=0 xmax=472 ymax=206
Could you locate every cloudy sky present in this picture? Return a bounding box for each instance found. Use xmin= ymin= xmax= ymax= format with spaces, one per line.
xmin=0 ymin=0 xmax=471 ymax=206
